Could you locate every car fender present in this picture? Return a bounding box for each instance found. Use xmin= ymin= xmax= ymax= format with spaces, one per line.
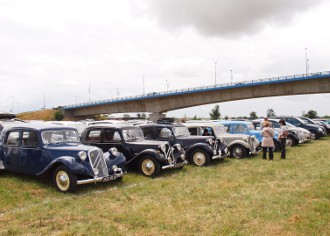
xmin=37 ymin=156 xmax=90 ymax=177
xmin=104 ymin=152 xmax=127 ymax=171
xmin=126 ymin=149 xmax=164 ymax=166
xmin=226 ymin=140 xmax=250 ymax=149
xmin=185 ymin=143 xmax=213 ymax=157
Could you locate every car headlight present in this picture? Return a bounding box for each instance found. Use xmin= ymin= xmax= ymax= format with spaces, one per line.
xmin=318 ymin=128 xmax=322 ymax=131
xmin=207 ymin=138 xmax=214 ymax=145
xmin=109 ymin=147 xmax=118 ymax=156
xmin=78 ymin=151 xmax=87 ymax=161
xmin=173 ymin=143 xmax=182 ymax=151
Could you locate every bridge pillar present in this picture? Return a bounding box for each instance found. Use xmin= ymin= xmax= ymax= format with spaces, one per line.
xmin=149 ymin=113 xmax=166 ymax=122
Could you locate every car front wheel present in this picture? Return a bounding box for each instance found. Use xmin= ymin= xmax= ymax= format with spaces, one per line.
xmin=310 ymin=130 xmax=319 ymax=140
xmin=190 ymin=149 xmax=211 ymax=166
xmin=139 ymin=156 xmax=161 ymax=177
xmin=230 ymin=144 xmax=247 ymax=158
xmin=286 ymin=136 xmax=295 ymax=147
xmin=53 ymin=166 xmax=77 ymax=193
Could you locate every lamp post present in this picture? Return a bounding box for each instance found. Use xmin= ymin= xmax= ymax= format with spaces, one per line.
xmin=142 ymin=74 xmax=145 ymax=95
xmin=230 ymin=70 xmax=233 ymax=84
xmin=214 ymin=62 xmax=217 ymax=85
xmin=88 ymin=85 xmax=91 ymax=102
xmin=166 ymin=80 xmax=169 ymax=92
xmin=43 ymin=93 xmax=46 ymax=109
xmin=116 ymin=88 xmax=119 ymax=99
xmin=305 ymin=48 xmax=309 ymax=75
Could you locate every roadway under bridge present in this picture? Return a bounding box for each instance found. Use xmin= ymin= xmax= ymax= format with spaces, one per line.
xmin=62 ymin=71 xmax=330 ymax=121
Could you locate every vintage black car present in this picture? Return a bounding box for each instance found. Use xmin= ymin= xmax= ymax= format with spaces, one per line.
xmin=137 ymin=121 xmax=228 ymax=166
xmin=80 ymin=124 xmax=187 ymax=177
xmin=0 ymin=123 xmax=125 ymax=193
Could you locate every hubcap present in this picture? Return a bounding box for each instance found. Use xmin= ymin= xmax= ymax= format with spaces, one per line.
xmin=193 ymin=152 xmax=206 ymax=166
xmin=56 ymin=171 xmax=70 ymax=191
xmin=142 ymin=159 xmax=155 ymax=176
xmin=233 ymin=147 xmax=243 ymax=158
xmin=286 ymin=138 xmax=293 ymax=147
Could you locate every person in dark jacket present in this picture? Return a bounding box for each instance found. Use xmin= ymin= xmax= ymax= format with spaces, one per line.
xmin=278 ymin=119 xmax=288 ymax=159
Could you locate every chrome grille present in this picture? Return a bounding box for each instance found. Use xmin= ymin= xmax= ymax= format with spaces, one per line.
xmin=249 ymin=137 xmax=256 ymax=152
xmin=162 ymin=143 xmax=175 ymax=164
xmin=88 ymin=148 xmax=109 ymax=178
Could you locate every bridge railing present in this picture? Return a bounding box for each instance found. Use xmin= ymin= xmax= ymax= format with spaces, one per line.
xmin=62 ymin=70 xmax=330 ymax=109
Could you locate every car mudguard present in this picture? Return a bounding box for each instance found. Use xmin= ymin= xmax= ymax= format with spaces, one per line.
xmin=126 ymin=149 xmax=165 ymax=166
xmin=226 ymin=140 xmax=250 ymax=149
xmin=185 ymin=143 xmax=214 ymax=158
xmin=37 ymin=156 xmax=93 ymax=177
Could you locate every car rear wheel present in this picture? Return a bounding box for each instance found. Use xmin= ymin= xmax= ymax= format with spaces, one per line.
xmin=190 ymin=149 xmax=211 ymax=166
xmin=230 ymin=144 xmax=247 ymax=158
xmin=139 ymin=156 xmax=161 ymax=177
xmin=53 ymin=166 xmax=77 ymax=193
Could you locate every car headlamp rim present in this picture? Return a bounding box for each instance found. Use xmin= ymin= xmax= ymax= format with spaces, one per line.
xmin=78 ymin=151 xmax=87 ymax=161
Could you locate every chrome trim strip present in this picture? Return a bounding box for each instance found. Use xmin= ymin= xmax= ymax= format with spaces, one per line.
xmin=77 ymin=171 xmax=124 ymax=185
xmin=162 ymin=160 xmax=188 ymax=170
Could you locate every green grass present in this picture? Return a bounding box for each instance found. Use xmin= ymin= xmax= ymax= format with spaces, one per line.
xmin=0 ymin=137 xmax=329 ymax=236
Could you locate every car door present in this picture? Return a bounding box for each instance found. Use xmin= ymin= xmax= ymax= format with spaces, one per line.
xmin=20 ymin=130 xmax=42 ymax=175
xmin=2 ymin=130 xmax=21 ymax=172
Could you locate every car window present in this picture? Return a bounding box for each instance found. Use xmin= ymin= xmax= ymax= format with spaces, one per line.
xmin=85 ymin=130 xmax=102 ymax=143
xmin=103 ymin=129 xmax=121 ymax=142
xmin=188 ymin=127 xmax=198 ymax=135
xmin=270 ymin=121 xmax=280 ymax=128
xmin=22 ymin=131 xmax=39 ymax=147
xmin=232 ymin=124 xmax=246 ymax=133
xmin=6 ymin=131 xmax=20 ymax=146
xmin=142 ymin=127 xmax=154 ymax=139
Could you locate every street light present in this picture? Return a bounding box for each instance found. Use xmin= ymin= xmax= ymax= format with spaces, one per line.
xmin=230 ymin=70 xmax=233 ymax=84
xmin=166 ymin=80 xmax=169 ymax=92
xmin=116 ymin=88 xmax=119 ymax=99
xmin=43 ymin=93 xmax=46 ymax=109
xmin=88 ymin=85 xmax=91 ymax=102
xmin=214 ymin=62 xmax=217 ymax=85
xmin=142 ymin=74 xmax=145 ymax=95
xmin=305 ymin=48 xmax=309 ymax=75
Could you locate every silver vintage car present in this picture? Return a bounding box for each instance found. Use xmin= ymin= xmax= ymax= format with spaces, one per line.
xmin=184 ymin=122 xmax=259 ymax=158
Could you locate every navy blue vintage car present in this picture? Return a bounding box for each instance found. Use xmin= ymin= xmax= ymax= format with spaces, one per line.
xmin=80 ymin=124 xmax=187 ymax=177
xmin=0 ymin=123 xmax=126 ymax=193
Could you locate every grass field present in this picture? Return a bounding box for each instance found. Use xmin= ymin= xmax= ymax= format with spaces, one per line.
xmin=0 ymin=137 xmax=329 ymax=236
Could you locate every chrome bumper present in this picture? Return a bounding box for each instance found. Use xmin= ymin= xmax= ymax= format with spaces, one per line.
xmin=77 ymin=170 xmax=124 ymax=185
xmin=162 ymin=160 xmax=188 ymax=170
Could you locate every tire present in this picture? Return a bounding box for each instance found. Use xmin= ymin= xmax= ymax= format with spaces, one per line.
xmin=53 ymin=166 xmax=77 ymax=193
xmin=310 ymin=130 xmax=319 ymax=140
xmin=139 ymin=156 xmax=161 ymax=177
xmin=286 ymin=136 xmax=295 ymax=147
xmin=189 ymin=148 xmax=211 ymax=166
xmin=230 ymin=144 xmax=247 ymax=158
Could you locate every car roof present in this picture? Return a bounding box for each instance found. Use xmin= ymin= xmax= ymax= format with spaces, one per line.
xmin=184 ymin=122 xmax=220 ymax=128
xmin=84 ymin=123 xmax=138 ymax=130
xmin=1 ymin=122 xmax=78 ymax=133
xmin=213 ymin=120 xmax=252 ymax=125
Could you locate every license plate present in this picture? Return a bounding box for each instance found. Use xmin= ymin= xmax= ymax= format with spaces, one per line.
xmin=102 ymin=175 xmax=116 ymax=182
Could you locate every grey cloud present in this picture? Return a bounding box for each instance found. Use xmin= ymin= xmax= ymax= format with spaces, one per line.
xmin=144 ymin=0 xmax=324 ymax=37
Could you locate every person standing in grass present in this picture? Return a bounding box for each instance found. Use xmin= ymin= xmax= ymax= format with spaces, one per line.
xmin=278 ymin=119 xmax=289 ymax=159
xmin=261 ymin=121 xmax=275 ymax=160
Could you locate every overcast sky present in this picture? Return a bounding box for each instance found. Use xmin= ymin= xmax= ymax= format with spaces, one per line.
xmin=1 ymin=0 xmax=329 ymax=118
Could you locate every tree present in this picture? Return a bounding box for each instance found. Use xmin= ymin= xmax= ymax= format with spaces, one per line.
xmin=209 ymin=105 xmax=221 ymax=120
xmin=304 ymin=109 xmax=318 ymax=119
xmin=266 ymin=108 xmax=276 ymax=118
xmin=249 ymin=111 xmax=258 ymax=119
xmin=54 ymin=110 xmax=64 ymax=121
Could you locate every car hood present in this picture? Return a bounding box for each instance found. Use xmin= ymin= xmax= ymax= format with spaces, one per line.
xmin=126 ymin=140 xmax=168 ymax=152
xmin=44 ymin=142 xmax=101 ymax=158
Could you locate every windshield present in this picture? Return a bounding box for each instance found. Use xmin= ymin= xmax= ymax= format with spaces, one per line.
xmin=172 ymin=126 xmax=190 ymax=137
xmin=247 ymin=123 xmax=255 ymax=131
xmin=211 ymin=124 xmax=227 ymax=135
xmin=41 ymin=129 xmax=80 ymax=144
xmin=122 ymin=127 xmax=145 ymax=141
